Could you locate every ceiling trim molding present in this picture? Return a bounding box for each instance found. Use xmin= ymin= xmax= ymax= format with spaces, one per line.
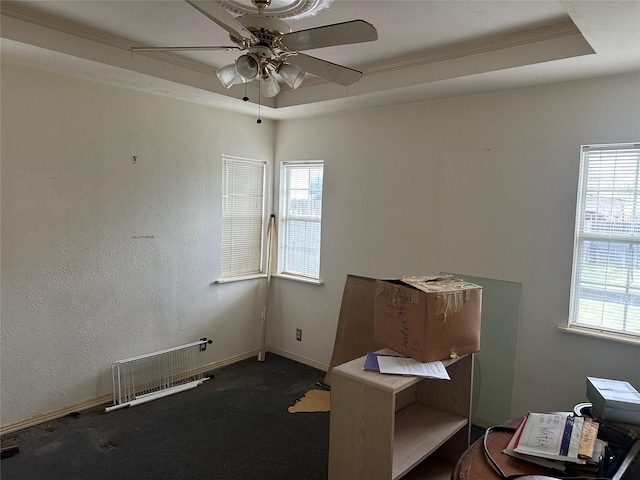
xmin=0 ymin=3 xmax=218 ymax=77
xmin=1 ymin=2 xmax=129 ymax=51
xmin=2 ymin=3 xmax=587 ymax=84
xmin=365 ymin=20 xmax=586 ymax=75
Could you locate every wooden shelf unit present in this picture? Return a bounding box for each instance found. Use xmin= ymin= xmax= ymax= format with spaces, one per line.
xmin=328 ymin=349 xmax=473 ymax=480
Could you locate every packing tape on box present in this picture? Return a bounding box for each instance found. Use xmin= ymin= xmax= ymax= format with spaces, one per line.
xmin=436 ymin=290 xmax=470 ymax=317
xmin=399 ymin=276 xmax=476 ymax=317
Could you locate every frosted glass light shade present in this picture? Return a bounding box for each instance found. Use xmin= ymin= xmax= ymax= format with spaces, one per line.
xmin=236 ymin=54 xmax=260 ymax=80
xmin=278 ymin=63 xmax=305 ymax=90
xmin=216 ymin=63 xmax=242 ymax=88
xmin=260 ymin=75 xmax=281 ymax=97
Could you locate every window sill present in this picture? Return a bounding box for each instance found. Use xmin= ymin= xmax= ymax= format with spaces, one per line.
xmin=558 ymin=325 xmax=640 ymax=346
xmin=215 ymin=274 xmax=267 ymax=284
xmin=272 ymin=273 xmax=323 ymax=285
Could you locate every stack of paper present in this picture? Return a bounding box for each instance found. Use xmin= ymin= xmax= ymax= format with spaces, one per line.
xmin=502 ymin=412 xmax=605 ymax=472
xmin=363 ymin=352 xmax=450 ymax=380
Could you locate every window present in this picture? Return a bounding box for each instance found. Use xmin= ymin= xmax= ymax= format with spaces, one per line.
xmin=220 ymin=156 xmax=266 ymax=279
xmin=569 ymin=143 xmax=640 ymax=341
xmin=278 ymin=161 xmax=324 ymax=281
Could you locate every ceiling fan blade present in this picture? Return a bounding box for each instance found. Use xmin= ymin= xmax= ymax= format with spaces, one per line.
xmin=279 ymin=20 xmax=377 ymax=52
xmin=185 ymin=0 xmax=257 ymax=43
xmin=131 ymin=45 xmax=242 ymax=52
xmin=286 ymin=53 xmax=363 ymax=86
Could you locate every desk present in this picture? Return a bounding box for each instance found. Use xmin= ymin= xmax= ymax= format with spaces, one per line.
xmin=451 ymin=417 xmax=560 ymax=480
xmin=452 ymin=417 xmax=640 ymax=480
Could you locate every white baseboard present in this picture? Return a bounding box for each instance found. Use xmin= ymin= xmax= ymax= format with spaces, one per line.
xmin=266 ymin=347 xmax=328 ymax=373
xmin=0 ymin=393 xmax=113 ymax=436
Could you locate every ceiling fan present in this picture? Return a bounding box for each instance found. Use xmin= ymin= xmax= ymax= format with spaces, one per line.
xmin=131 ymin=0 xmax=378 ymax=98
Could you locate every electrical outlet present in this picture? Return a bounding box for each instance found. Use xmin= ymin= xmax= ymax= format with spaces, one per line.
xmin=296 ymin=328 xmax=302 ymax=341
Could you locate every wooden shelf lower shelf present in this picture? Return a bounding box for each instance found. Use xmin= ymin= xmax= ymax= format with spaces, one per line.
xmin=393 ymin=404 xmax=468 ymax=479
xmin=399 ymin=456 xmax=457 ymax=480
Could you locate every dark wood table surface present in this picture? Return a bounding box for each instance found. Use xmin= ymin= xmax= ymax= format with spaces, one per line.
xmin=452 ymin=418 xmax=564 ymax=480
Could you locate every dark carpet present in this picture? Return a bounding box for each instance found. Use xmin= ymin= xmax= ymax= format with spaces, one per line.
xmin=1 ymin=353 xmax=329 ymax=480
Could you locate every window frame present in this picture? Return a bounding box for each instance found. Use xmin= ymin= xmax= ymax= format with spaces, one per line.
xmin=218 ymin=155 xmax=268 ymax=283
xmin=565 ymin=143 xmax=640 ymax=344
xmin=276 ymin=160 xmax=324 ymax=283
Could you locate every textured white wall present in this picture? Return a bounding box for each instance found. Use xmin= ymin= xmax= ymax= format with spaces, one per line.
xmin=3 ymin=61 xmax=640 ymax=429
xmin=271 ymin=72 xmax=640 ymax=417
xmin=1 ymin=63 xmax=275 ymax=427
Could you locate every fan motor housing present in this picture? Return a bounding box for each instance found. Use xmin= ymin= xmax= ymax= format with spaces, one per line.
xmin=248 ymin=45 xmax=272 ymax=59
xmin=238 ymin=15 xmax=291 ymax=48
xmin=238 ymin=14 xmax=290 ymax=36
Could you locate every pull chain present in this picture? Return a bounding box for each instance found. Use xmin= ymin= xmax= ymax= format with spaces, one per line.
xmin=257 ymin=79 xmax=262 ymax=124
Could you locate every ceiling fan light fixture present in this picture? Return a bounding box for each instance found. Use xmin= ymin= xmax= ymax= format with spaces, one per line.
xmin=216 ymin=63 xmax=243 ymax=88
xmin=236 ymin=54 xmax=260 ymax=80
xmin=278 ymin=63 xmax=305 ymax=90
xmin=260 ymin=74 xmax=281 ymax=98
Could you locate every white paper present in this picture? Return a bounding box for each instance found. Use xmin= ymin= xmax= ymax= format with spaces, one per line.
xmin=512 ymin=412 xmax=586 ymax=465
xmin=376 ymin=356 xmax=450 ymax=380
xmin=503 ymin=418 xmax=566 ymax=472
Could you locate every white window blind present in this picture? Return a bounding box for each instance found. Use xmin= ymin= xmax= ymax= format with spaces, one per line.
xmin=221 ymin=156 xmax=266 ymax=279
xmin=279 ymin=161 xmax=324 ymax=280
xmin=569 ymin=143 xmax=640 ymax=338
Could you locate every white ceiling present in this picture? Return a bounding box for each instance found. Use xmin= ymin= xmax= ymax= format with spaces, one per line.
xmin=1 ymin=0 xmax=639 ymax=120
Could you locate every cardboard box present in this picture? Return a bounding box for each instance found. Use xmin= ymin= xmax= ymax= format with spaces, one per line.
xmin=373 ymin=276 xmax=482 ymax=362
xmin=586 ymin=377 xmax=640 ymax=425
xmin=323 ymin=275 xmax=387 ymax=386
